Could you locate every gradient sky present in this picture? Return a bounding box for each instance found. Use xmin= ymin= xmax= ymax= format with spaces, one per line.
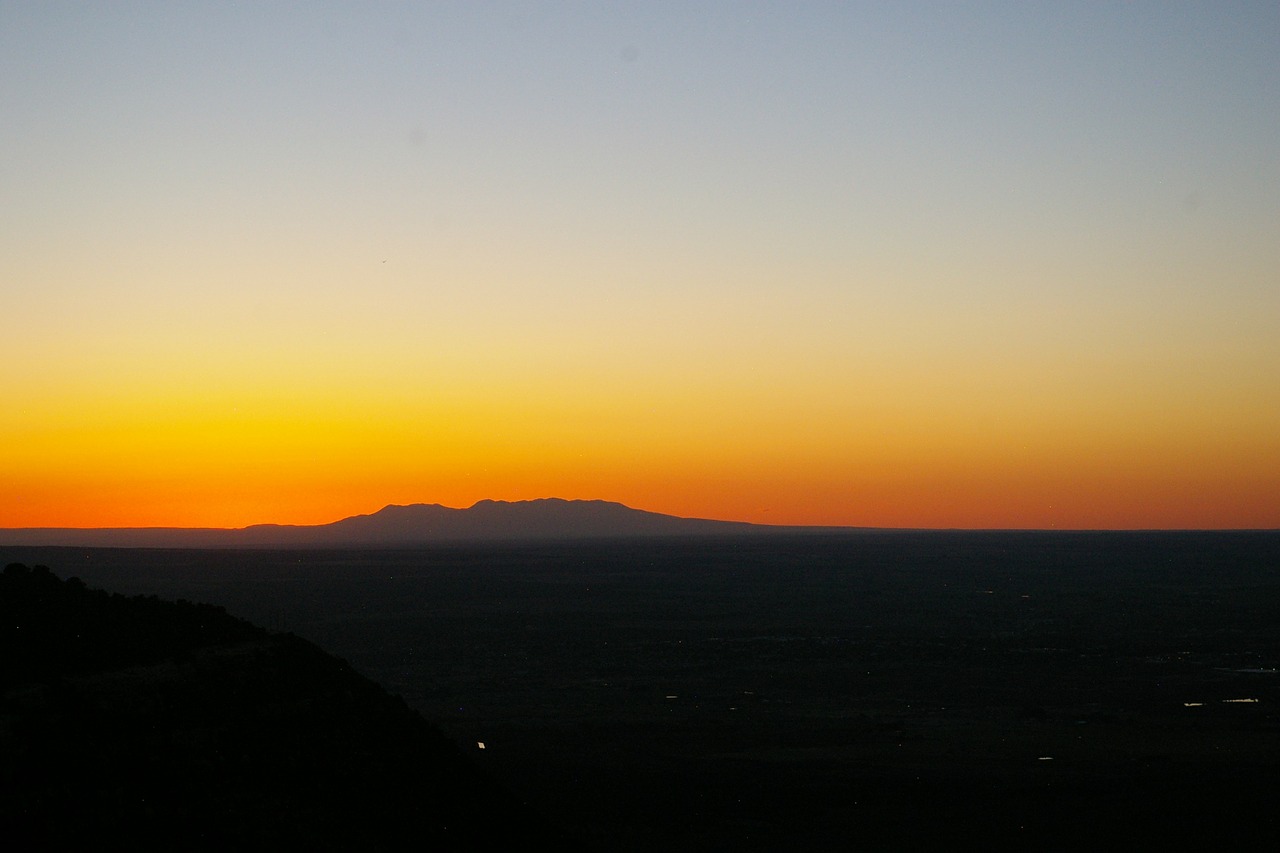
xmin=3 ymin=2 xmax=1277 ymax=529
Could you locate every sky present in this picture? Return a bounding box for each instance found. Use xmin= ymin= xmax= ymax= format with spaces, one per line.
xmin=2 ymin=1 xmax=1277 ymax=530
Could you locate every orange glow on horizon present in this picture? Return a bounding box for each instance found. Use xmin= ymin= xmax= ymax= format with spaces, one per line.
xmin=3 ymin=354 xmax=1278 ymax=530
xmin=4 ymin=425 xmax=1277 ymax=531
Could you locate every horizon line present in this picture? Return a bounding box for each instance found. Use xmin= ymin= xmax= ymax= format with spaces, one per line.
xmin=0 ymin=497 xmax=1276 ymax=536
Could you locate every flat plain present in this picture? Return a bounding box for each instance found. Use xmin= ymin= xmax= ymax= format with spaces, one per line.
xmin=5 ymin=531 xmax=1279 ymax=850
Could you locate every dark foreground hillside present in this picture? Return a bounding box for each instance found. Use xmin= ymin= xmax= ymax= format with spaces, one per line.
xmin=6 ymin=534 xmax=1280 ymax=850
xmin=0 ymin=563 xmax=576 ymax=851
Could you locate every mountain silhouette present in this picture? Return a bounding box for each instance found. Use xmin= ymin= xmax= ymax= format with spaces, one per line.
xmin=0 ymin=499 xmax=808 ymax=548
xmin=0 ymin=562 xmax=580 ymax=850
xmin=238 ymin=498 xmax=766 ymax=546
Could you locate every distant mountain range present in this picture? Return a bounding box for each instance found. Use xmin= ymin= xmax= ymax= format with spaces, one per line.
xmin=0 ymin=498 xmax=840 ymax=548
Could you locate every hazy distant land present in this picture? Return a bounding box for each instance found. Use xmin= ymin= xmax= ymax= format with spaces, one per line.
xmin=0 ymin=498 xmax=854 ymax=548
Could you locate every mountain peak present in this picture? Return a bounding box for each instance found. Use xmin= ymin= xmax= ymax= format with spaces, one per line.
xmin=0 ymin=499 xmax=798 ymax=548
xmin=466 ymin=497 xmax=611 ymax=509
xmin=318 ymin=498 xmax=758 ymax=544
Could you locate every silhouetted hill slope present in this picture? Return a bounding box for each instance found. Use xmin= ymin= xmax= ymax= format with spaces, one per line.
xmin=0 ymin=498 xmax=794 ymax=547
xmin=0 ymin=563 xmax=579 ymax=851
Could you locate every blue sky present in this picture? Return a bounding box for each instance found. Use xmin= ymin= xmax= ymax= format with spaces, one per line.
xmin=3 ymin=2 xmax=1277 ymax=528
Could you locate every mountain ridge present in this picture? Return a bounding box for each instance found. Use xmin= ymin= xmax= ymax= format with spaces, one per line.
xmin=0 ymin=498 xmax=843 ymax=548
xmin=0 ymin=562 xmax=580 ymax=849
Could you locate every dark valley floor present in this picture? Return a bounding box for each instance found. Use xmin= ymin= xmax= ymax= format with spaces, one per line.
xmin=4 ymin=532 xmax=1280 ymax=850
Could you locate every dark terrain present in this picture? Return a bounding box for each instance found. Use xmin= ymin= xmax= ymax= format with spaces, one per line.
xmin=0 ymin=563 xmax=577 ymax=851
xmin=4 ymin=532 xmax=1280 ymax=849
